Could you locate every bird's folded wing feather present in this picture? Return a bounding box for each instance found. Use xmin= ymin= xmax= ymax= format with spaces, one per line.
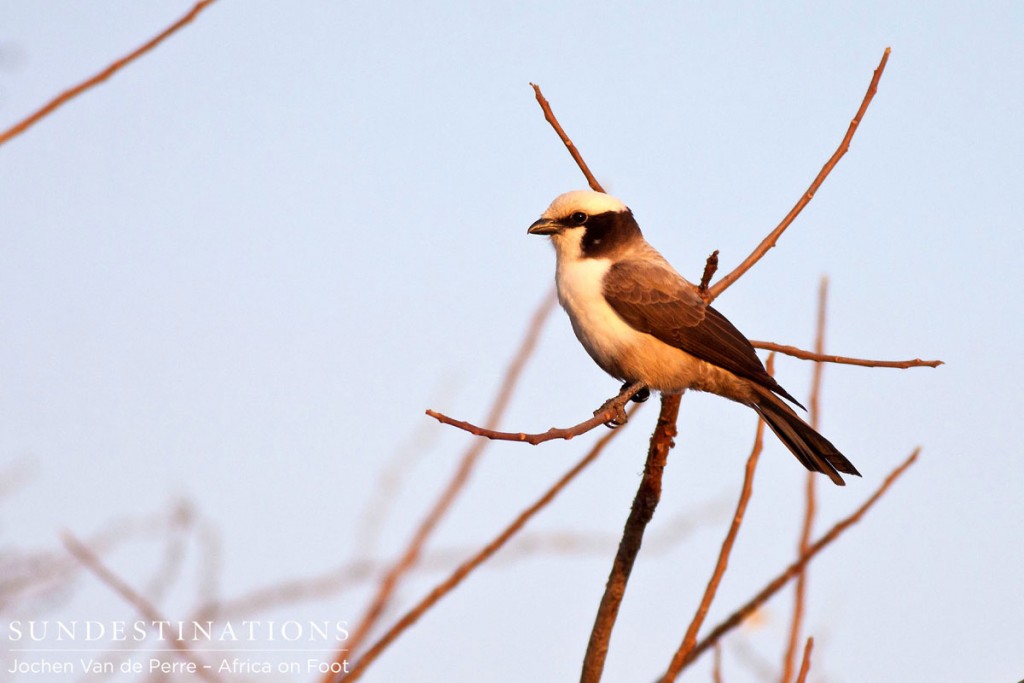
xmin=603 ymin=259 xmax=799 ymax=403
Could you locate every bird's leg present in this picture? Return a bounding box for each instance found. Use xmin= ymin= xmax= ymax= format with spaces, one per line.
xmin=595 ymin=381 xmax=648 ymax=428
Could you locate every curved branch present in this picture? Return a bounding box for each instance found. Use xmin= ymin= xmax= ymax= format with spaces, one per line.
xmin=426 ymin=381 xmax=645 ymax=445
xmin=0 ymin=0 xmax=218 ymax=148
xmin=750 ymin=340 xmax=943 ymax=369
xmin=708 ymin=48 xmax=891 ymax=300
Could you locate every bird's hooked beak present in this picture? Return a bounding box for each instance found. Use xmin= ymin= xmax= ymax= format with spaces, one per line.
xmin=527 ymin=217 xmax=560 ymax=236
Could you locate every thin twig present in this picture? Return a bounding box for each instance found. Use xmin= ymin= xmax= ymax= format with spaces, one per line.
xmin=750 ymin=341 xmax=942 ymax=369
xmin=581 ymin=393 xmax=682 ymax=683
xmin=662 ymin=393 xmax=767 ymax=681
xmin=708 ymin=48 xmax=891 ymax=300
xmin=331 ymin=290 xmax=557 ymax=671
xmin=61 ymin=533 xmax=220 ymax=683
xmin=795 ymin=637 xmax=815 ymax=683
xmin=679 ymin=448 xmax=919 ymax=670
xmin=782 ymin=282 xmax=827 ymax=683
xmin=426 ymin=380 xmax=644 ymax=445
xmin=530 ymin=83 xmax=606 ymax=193
xmin=0 ymin=0 xmax=218 ymax=148
xmin=342 ymin=407 xmax=636 ymax=682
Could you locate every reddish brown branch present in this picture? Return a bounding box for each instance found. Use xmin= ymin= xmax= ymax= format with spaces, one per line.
xmin=708 ymin=48 xmax=891 ymax=300
xmin=0 ymin=0 xmax=218 ymax=148
xmin=342 ymin=408 xmax=634 ymax=682
xmin=662 ymin=404 xmax=766 ymax=681
xmin=581 ymin=393 xmax=682 ymax=683
xmin=332 ymin=291 xmax=557 ymax=671
xmin=679 ymin=448 xmax=919 ymax=671
xmin=530 ymin=83 xmax=606 ymax=193
xmin=750 ymin=340 xmax=943 ymax=369
xmin=426 ymin=380 xmax=644 ymax=445
xmin=61 ymin=533 xmax=220 ymax=683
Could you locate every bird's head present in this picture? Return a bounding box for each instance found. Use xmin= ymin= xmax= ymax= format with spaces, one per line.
xmin=528 ymin=190 xmax=641 ymax=260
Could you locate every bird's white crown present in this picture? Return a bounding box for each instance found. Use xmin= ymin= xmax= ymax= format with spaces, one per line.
xmin=541 ymin=190 xmax=629 ymax=220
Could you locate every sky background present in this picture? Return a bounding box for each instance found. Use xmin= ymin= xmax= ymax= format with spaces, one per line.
xmin=2 ymin=1 xmax=1023 ymax=681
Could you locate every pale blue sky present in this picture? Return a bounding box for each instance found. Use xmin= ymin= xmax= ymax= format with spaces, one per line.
xmin=2 ymin=2 xmax=1022 ymax=681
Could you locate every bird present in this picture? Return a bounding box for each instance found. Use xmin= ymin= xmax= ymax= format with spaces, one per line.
xmin=527 ymin=189 xmax=860 ymax=485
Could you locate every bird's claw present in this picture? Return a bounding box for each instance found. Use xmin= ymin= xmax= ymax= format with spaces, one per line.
xmin=602 ymin=405 xmax=629 ymax=429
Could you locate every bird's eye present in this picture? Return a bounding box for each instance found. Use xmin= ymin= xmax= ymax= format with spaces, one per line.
xmin=569 ymin=211 xmax=588 ymax=225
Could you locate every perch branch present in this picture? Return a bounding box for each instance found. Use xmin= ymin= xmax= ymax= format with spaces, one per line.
xmin=708 ymin=48 xmax=891 ymax=300
xmin=426 ymin=380 xmax=645 ymax=445
xmin=581 ymin=393 xmax=682 ymax=683
xmin=342 ymin=408 xmax=635 ymax=682
xmin=679 ymin=448 xmax=919 ymax=670
xmin=0 ymin=0 xmax=218 ymax=148
xmin=530 ymin=83 xmax=606 ymax=193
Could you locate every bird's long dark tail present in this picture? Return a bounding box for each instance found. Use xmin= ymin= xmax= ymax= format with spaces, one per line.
xmin=749 ymin=386 xmax=860 ymax=486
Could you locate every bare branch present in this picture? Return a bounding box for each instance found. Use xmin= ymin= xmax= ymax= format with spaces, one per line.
xmin=0 ymin=0 xmax=218 ymax=148
xmin=581 ymin=393 xmax=682 ymax=683
xmin=61 ymin=533 xmax=220 ymax=682
xmin=680 ymin=448 xmax=919 ymax=671
xmin=708 ymin=48 xmax=891 ymax=300
xmin=751 ymin=340 xmax=943 ymax=369
xmin=426 ymin=380 xmax=645 ymax=445
xmin=342 ymin=407 xmax=635 ymax=682
xmin=530 ymin=83 xmax=606 ymax=193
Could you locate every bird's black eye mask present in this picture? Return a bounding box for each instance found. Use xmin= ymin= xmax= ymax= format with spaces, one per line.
xmin=579 ymin=210 xmax=642 ymax=258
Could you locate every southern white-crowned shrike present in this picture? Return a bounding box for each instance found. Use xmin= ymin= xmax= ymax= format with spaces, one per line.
xmin=528 ymin=190 xmax=860 ymax=485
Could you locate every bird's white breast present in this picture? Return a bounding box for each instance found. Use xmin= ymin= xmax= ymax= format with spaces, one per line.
xmin=555 ymin=256 xmax=646 ymax=378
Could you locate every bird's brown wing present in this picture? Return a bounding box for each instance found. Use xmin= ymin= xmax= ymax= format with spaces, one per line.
xmin=603 ymin=259 xmax=803 ymax=407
